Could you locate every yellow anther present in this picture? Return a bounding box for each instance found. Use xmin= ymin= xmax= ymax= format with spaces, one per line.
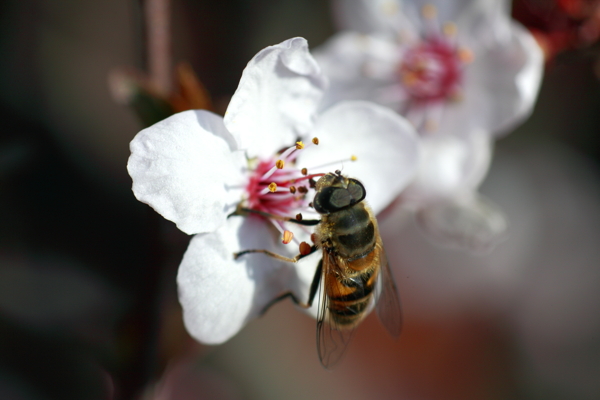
xmin=282 ymin=230 xmax=294 ymax=245
xmin=443 ymin=22 xmax=457 ymax=36
xmin=301 ymin=167 xmax=308 ymax=175
xmin=351 ymin=155 xmax=358 ymax=161
xmin=449 ymin=89 xmax=463 ymax=102
xmin=268 ymin=182 xmax=277 ymax=192
xmin=381 ymin=0 xmax=398 ymax=15
xmin=458 ymin=47 xmax=474 ymax=63
xmin=295 ymin=141 xmax=304 ymax=150
xmin=425 ymin=119 xmax=438 ymax=132
xmin=312 ymin=137 xmax=319 ymax=145
xmin=422 ymin=4 xmax=437 ymax=19
xmin=402 ymin=72 xmax=419 ymax=86
xmin=275 ymin=159 xmax=285 ymax=169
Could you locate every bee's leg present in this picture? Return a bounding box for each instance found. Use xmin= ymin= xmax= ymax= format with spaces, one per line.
xmin=260 ymin=259 xmax=323 ymax=315
xmin=233 ymin=244 xmax=318 ymax=262
xmin=229 ymin=207 xmax=321 ymax=226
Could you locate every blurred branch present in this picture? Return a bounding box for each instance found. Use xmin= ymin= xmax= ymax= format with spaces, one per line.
xmin=145 ymin=0 xmax=171 ymax=94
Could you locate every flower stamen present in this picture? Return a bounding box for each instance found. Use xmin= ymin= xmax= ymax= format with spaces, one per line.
xmin=282 ymin=230 xmax=294 ymax=244
xmin=299 ymin=241 xmax=312 ymax=255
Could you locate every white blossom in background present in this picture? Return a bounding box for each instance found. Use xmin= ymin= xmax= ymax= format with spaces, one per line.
xmin=315 ymin=0 xmax=544 ymax=251
xmin=127 ymin=38 xmax=420 ymax=344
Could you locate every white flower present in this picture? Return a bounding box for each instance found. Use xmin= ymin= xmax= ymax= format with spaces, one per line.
xmin=315 ymin=0 xmax=544 ymax=251
xmin=127 ymin=38 xmax=420 ymax=344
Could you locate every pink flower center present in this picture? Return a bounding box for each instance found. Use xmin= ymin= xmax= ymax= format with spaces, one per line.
xmin=398 ymin=36 xmax=463 ymax=103
xmin=244 ymin=140 xmax=326 ymax=244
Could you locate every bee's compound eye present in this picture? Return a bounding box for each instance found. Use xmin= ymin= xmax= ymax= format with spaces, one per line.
xmin=329 ymin=188 xmax=352 ymax=209
xmin=313 ymin=187 xmax=337 ymax=214
xmin=347 ymin=179 xmax=366 ymax=203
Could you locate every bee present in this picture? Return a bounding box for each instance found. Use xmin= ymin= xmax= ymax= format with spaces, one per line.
xmin=234 ymin=171 xmax=402 ymax=368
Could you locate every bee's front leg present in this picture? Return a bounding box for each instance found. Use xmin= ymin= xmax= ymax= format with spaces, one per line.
xmin=233 ymin=244 xmax=318 ymax=262
xmin=260 ymin=259 xmax=323 ymax=315
xmin=229 ymin=206 xmax=321 ymax=226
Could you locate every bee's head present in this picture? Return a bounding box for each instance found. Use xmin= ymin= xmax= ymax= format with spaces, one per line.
xmin=313 ymin=170 xmax=366 ymax=214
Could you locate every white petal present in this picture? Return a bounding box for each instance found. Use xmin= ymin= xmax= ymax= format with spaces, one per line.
xmin=224 ymin=37 xmax=327 ymax=159
xmin=443 ymin=21 xmax=543 ymax=137
xmin=404 ymin=0 xmax=510 ymax=37
xmin=415 ymin=193 xmax=508 ymax=253
xmin=178 ymin=216 xmax=316 ymax=344
xmin=331 ymin=0 xmax=417 ymax=37
xmin=128 ymin=110 xmax=244 ymax=235
xmin=401 ymin=129 xmax=491 ymax=205
xmin=296 ymin=101 xmax=420 ymax=214
xmin=455 ymin=0 xmax=512 ymax=49
xmin=314 ymin=32 xmax=400 ymax=112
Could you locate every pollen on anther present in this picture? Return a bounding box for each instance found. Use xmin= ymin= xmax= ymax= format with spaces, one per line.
xmin=296 ymin=213 xmax=303 ymax=221
xmin=295 ymin=141 xmax=305 ymax=150
xmin=268 ymin=182 xmax=277 ymax=192
xmin=298 ymin=186 xmax=308 ymax=194
xmin=301 ymin=168 xmax=308 ymax=175
xmin=299 ymin=241 xmax=312 ymax=255
xmin=310 ymin=233 xmax=317 ymax=243
xmin=458 ymin=47 xmax=474 ymax=63
xmin=422 ymin=4 xmax=437 ymax=19
xmin=282 ymin=230 xmax=294 ymax=244
xmin=312 ymin=137 xmax=319 ymax=145
xmin=351 ymin=155 xmax=358 ymax=161
xmin=275 ymin=159 xmax=285 ymax=169
xmin=289 ymin=186 xmax=297 ymax=194
xmin=443 ymin=22 xmax=457 ymax=36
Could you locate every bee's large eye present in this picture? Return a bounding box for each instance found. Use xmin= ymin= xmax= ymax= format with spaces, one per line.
xmin=313 ymin=179 xmax=366 ymax=214
xmin=346 ymin=179 xmax=366 ymax=203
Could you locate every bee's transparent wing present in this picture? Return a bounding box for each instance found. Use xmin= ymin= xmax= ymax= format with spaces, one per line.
xmin=316 ymin=253 xmax=357 ymax=369
xmin=374 ymin=239 xmax=403 ymax=338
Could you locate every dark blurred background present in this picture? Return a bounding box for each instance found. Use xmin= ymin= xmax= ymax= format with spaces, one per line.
xmin=1 ymin=1 xmax=600 ymax=399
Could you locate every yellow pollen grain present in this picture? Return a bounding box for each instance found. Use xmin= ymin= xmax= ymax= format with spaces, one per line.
xmin=402 ymin=72 xmax=418 ymax=86
xmin=425 ymin=119 xmax=438 ymax=132
xmin=443 ymin=22 xmax=457 ymax=36
xmin=422 ymin=4 xmax=437 ymax=19
xmin=351 ymin=155 xmax=358 ymax=161
xmin=449 ymin=89 xmax=463 ymax=102
xmin=381 ymin=1 xmax=398 ymax=15
xmin=295 ymin=141 xmax=305 ymax=150
xmin=312 ymin=137 xmax=319 ymax=145
xmin=458 ymin=47 xmax=474 ymax=63
xmin=275 ymin=159 xmax=285 ymax=169
xmin=268 ymin=182 xmax=277 ymax=192
xmin=282 ymin=230 xmax=294 ymax=245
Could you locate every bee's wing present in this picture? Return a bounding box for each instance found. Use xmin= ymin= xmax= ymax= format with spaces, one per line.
xmin=375 ymin=239 xmax=403 ymax=338
xmin=316 ymin=252 xmax=357 ymax=369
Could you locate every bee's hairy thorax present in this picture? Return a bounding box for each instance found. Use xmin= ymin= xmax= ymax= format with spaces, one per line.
xmin=317 ymin=202 xmax=377 ymax=267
